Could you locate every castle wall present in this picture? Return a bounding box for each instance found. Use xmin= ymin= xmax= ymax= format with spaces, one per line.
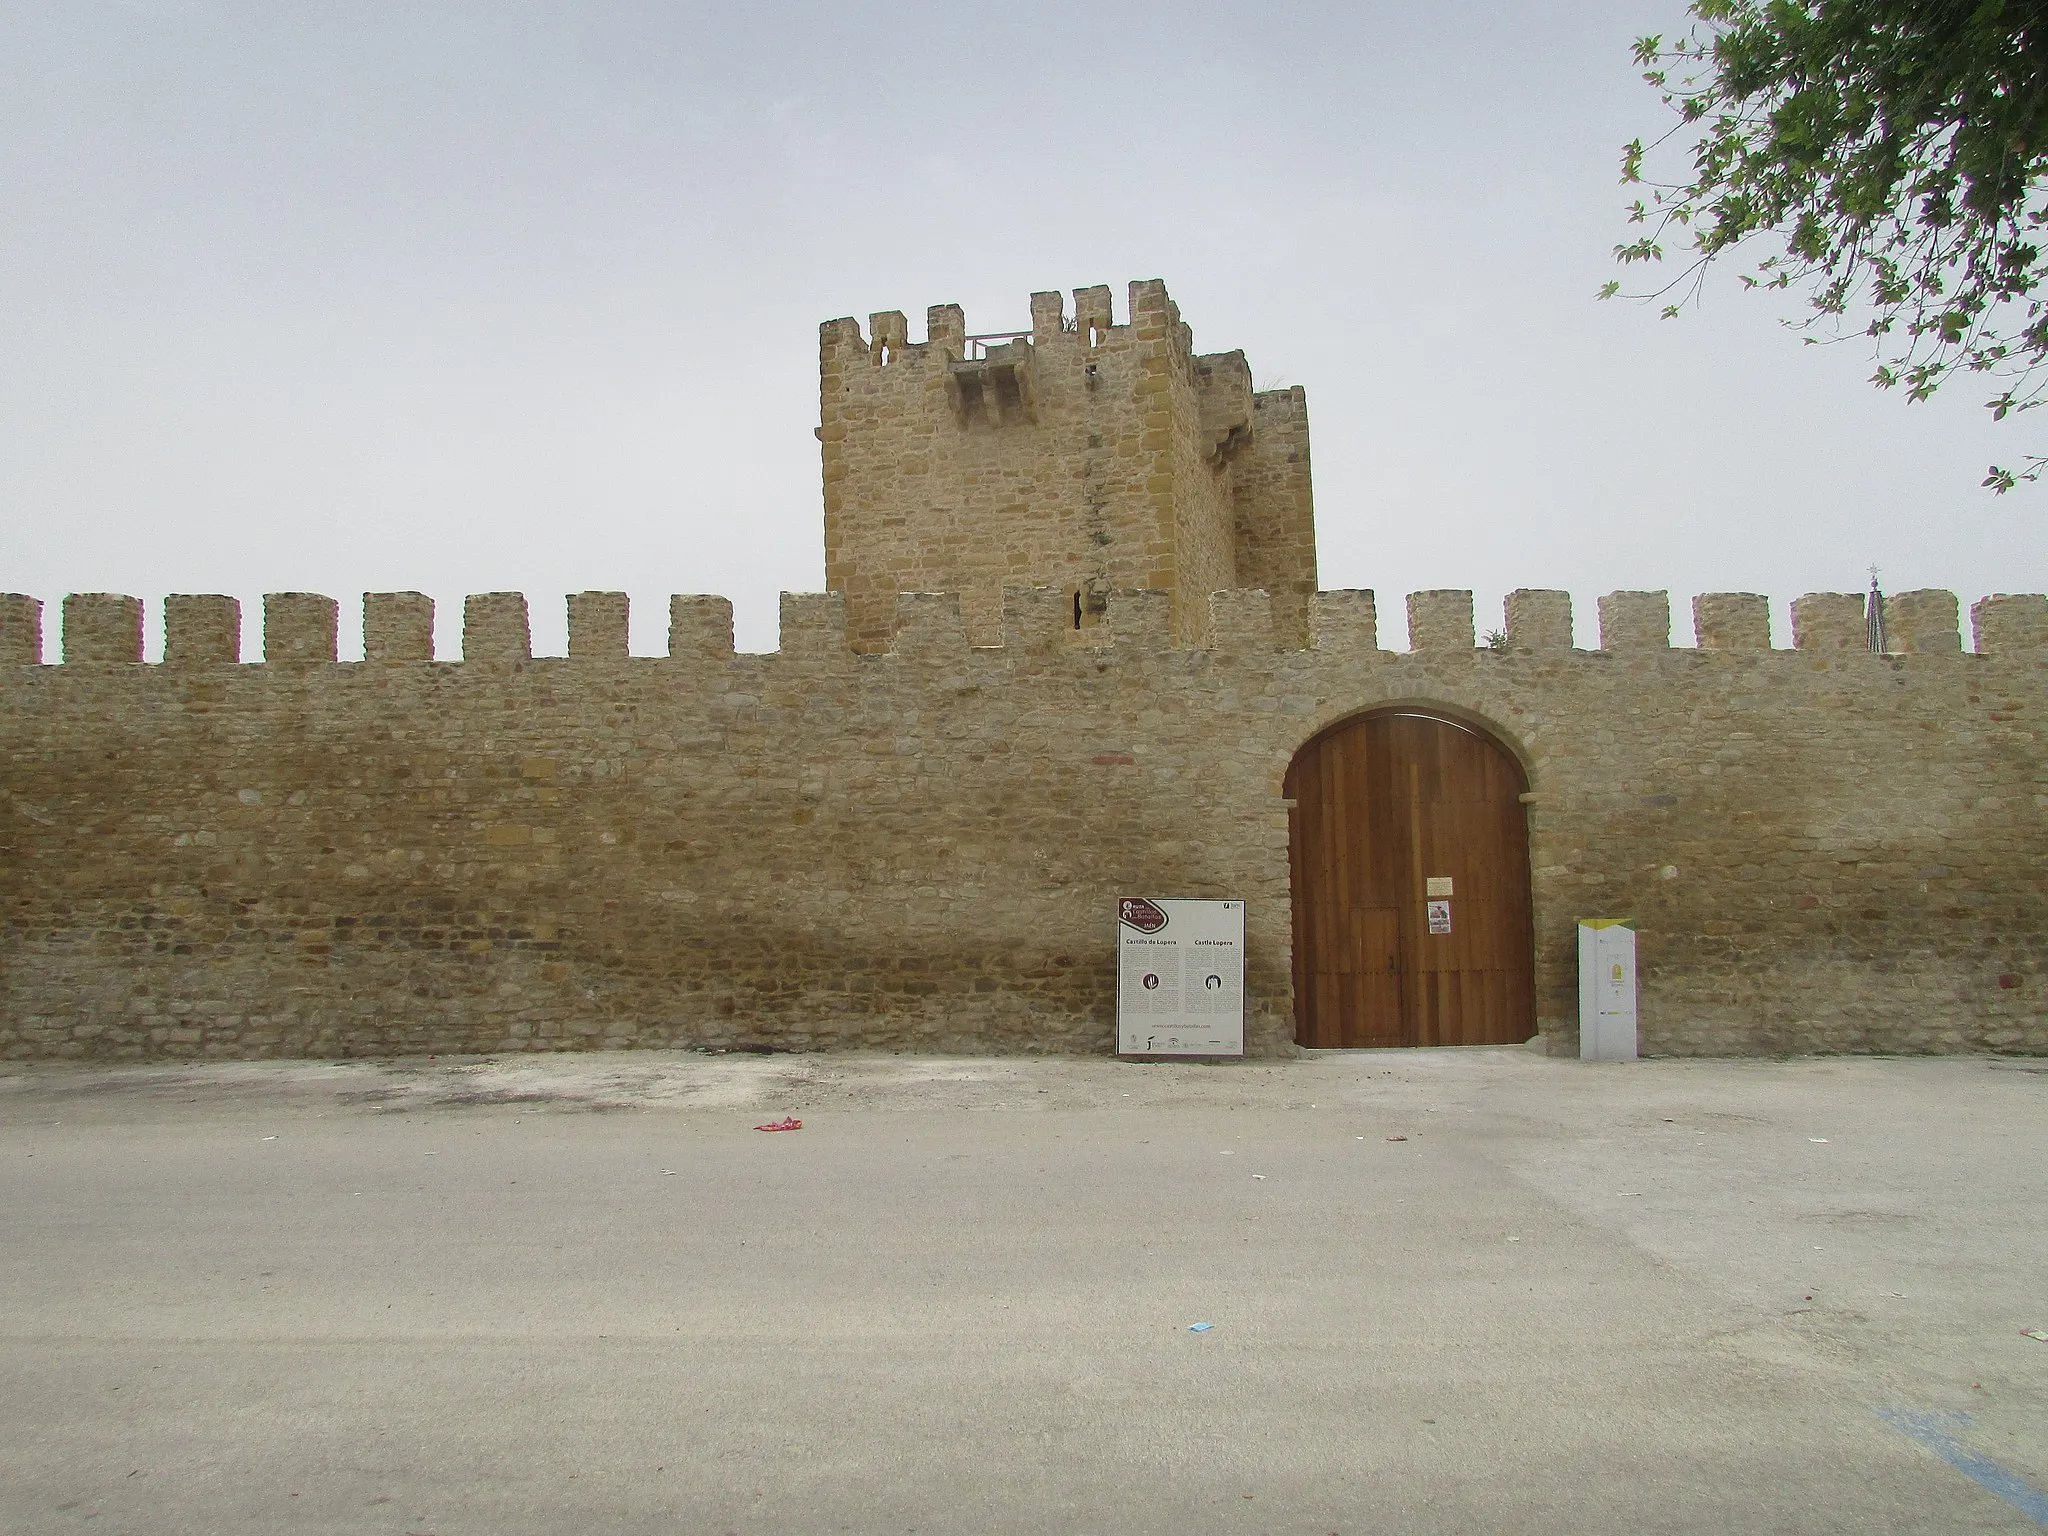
xmin=1230 ymin=387 xmax=1317 ymax=647
xmin=821 ymin=281 xmax=1294 ymax=651
xmin=821 ymin=289 xmax=1173 ymax=650
xmin=1153 ymin=292 xmax=1236 ymax=648
xmin=3 ymin=587 xmax=2044 ymax=1062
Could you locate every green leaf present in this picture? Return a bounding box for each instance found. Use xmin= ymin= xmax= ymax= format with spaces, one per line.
xmin=1610 ymin=0 xmax=2048 ymax=490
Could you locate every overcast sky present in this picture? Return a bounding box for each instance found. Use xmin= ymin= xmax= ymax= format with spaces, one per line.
xmin=3 ymin=0 xmax=2040 ymax=658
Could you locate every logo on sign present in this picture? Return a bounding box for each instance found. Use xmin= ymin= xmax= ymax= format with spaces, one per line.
xmin=1119 ymin=898 xmax=1168 ymax=933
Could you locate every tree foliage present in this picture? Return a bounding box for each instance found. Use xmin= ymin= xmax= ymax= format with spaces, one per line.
xmin=1607 ymin=0 xmax=2048 ymax=490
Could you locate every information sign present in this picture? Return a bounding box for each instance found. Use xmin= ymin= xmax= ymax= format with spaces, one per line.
xmin=1116 ymin=898 xmax=1245 ymax=1056
xmin=1578 ymin=918 xmax=1638 ymax=1061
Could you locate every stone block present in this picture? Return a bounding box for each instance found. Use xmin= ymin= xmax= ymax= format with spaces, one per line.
xmin=1027 ymin=292 xmax=1062 ymax=345
xmin=1790 ymin=594 xmax=1866 ymax=651
xmin=868 ymin=310 xmax=908 ymax=360
xmin=1129 ymin=279 xmax=1172 ymax=332
xmin=1599 ymin=591 xmax=1670 ymax=651
xmin=0 ymin=594 xmax=44 ymax=665
xmin=1407 ymin=590 xmax=1474 ymax=651
xmin=1693 ymin=593 xmax=1771 ymax=650
xmin=265 ymin=593 xmax=338 ymax=663
xmin=567 ymin=592 xmax=629 ymax=659
xmin=364 ymin=592 xmax=435 ymax=661
xmin=63 ymin=594 xmax=143 ymax=664
xmin=1885 ymin=589 xmax=1961 ymax=653
xmin=779 ymin=592 xmax=847 ymax=660
xmin=1505 ymin=589 xmax=1572 ymax=650
xmin=890 ymin=592 xmax=966 ymax=660
xmin=1209 ymin=589 xmax=1274 ymax=653
xmin=669 ymin=595 xmax=734 ymax=661
xmin=817 ymin=316 xmax=864 ymax=368
xmin=1001 ymin=586 xmax=1073 ymax=656
xmin=1310 ymin=590 xmax=1379 ymax=653
xmin=1970 ymin=594 xmax=2048 ymax=653
xmin=928 ymin=303 xmax=966 ymax=358
xmin=1109 ymin=589 xmax=1172 ymax=650
xmin=463 ymin=593 xmax=531 ymax=661
xmin=1074 ymin=284 xmax=1113 ymax=340
xmin=164 ymin=595 xmax=240 ymax=665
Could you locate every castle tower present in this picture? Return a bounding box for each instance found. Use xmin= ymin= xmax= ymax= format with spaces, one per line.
xmin=819 ymin=279 xmax=1317 ymax=650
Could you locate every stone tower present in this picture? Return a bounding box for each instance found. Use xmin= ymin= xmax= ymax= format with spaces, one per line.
xmin=819 ymin=279 xmax=1317 ymax=651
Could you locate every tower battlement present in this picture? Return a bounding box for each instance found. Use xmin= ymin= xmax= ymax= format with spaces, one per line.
xmin=819 ymin=280 xmax=1316 ymax=650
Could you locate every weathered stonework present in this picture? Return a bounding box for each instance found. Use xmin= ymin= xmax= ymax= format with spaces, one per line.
xmin=1885 ymin=589 xmax=1962 ymax=653
xmin=463 ymin=593 xmax=530 ymax=662
xmin=1598 ymin=591 xmax=1671 ymax=652
xmin=3 ymin=281 xmax=2044 ymax=1063
xmin=1792 ymin=594 xmax=1865 ymax=651
xmin=1505 ymin=590 xmax=1572 ymax=651
xmin=0 ymin=596 xmax=42 ymax=667
xmin=1407 ymin=591 xmax=1476 ymax=651
xmin=63 ymin=594 xmax=143 ymax=664
xmin=820 ymin=281 xmax=1316 ymax=651
xmin=1974 ymin=594 xmax=2048 ymax=654
xmin=3 ymin=583 xmax=2044 ymax=1062
xmin=164 ymin=596 xmax=240 ymax=667
xmin=365 ymin=593 xmax=435 ymax=663
xmin=1693 ymin=593 xmax=1770 ymax=650
xmin=264 ymin=593 xmax=338 ymax=664
xmin=568 ymin=592 xmax=629 ymax=660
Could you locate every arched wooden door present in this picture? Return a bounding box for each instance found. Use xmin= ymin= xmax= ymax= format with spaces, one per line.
xmin=1286 ymin=710 xmax=1535 ymax=1047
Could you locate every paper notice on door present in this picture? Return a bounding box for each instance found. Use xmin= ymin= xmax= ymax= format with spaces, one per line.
xmin=1426 ymin=876 xmax=1454 ymax=897
xmin=1427 ymin=899 xmax=1452 ymax=935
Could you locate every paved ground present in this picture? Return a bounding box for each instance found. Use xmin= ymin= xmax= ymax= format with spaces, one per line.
xmin=2 ymin=1045 xmax=2045 ymax=1535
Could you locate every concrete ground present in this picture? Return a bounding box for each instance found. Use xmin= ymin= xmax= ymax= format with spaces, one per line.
xmin=2 ymin=1046 xmax=2045 ymax=1536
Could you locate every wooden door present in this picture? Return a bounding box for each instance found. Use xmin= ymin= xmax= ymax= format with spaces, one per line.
xmin=1286 ymin=711 xmax=1534 ymax=1047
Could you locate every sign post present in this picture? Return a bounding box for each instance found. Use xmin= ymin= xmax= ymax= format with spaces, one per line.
xmin=1116 ymin=898 xmax=1245 ymax=1056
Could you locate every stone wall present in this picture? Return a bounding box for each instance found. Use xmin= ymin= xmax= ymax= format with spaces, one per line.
xmin=1230 ymin=388 xmax=1317 ymax=648
xmin=2 ymin=586 xmax=2044 ymax=1062
xmin=819 ymin=281 xmax=1315 ymax=651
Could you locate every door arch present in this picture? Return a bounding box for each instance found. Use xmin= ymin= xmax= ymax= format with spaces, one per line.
xmin=1285 ymin=709 xmax=1535 ymax=1047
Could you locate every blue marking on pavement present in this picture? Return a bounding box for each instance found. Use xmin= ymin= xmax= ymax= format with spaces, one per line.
xmin=1877 ymin=1408 xmax=2048 ymax=1526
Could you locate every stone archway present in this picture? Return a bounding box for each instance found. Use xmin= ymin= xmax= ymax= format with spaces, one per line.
xmin=1285 ymin=708 xmax=1535 ymax=1047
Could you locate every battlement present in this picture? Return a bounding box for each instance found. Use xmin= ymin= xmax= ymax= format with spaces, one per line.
xmin=5 ymin=587 xmax=2044 ymax=667
xmin=6 ymin=575 xmax=2044 ymax=1070
xmin=820 ymin=280 xmax=1318 ymax=653
xmin=819 ymin=280 xmax=1191 ymax=369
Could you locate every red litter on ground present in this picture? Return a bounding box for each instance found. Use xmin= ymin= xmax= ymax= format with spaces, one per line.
xmin=754 ymin=1117 xmax=803 ymax=1132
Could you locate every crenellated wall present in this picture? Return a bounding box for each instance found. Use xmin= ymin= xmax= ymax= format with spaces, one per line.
xmin=819 ymin=280 xmax=1316 ymax=652
xmin=3 ymin=584 xmax=2044 ymax=1062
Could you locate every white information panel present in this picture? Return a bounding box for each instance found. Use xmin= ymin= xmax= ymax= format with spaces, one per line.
xmin=1578 ymin=918 xmax=1638 ymax=1061
xmin=1117 ymin=897 xmax=1245 ymax=1056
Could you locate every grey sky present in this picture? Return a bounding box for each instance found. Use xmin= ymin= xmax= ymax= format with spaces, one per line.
xmin=3 ymin=0 xmax=2038 ymax=657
